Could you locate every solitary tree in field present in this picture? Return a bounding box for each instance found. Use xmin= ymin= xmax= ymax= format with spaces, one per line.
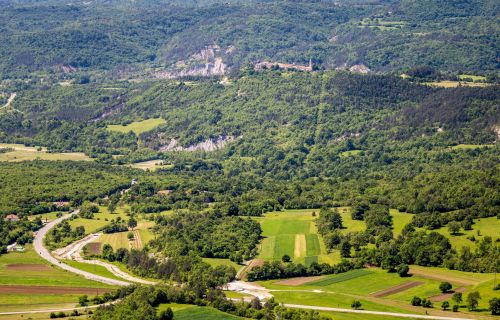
xmin=448 ymin=221 xmax=461 ymax=235
xmin=439 ymin=282 xmax=452 ymax=293
xmin=441 ymin=301 xmax=450 ymax=310
xmin=466 ymin=291 xmax=481 ymax=311
xmin=351 ymin=300 xmax=362 ymax=310
xmin=411 ymin=296 xmax=422 ymax=306
xmin=282 ymin=254 xmax=291 ymax=263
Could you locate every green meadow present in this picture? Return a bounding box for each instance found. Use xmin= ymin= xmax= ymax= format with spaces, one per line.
xmin=255 ymin=208 xmax=366 ymax=265
xmin=107 ymin=118 xmax=166 ymax=135
xmin=158 ymin=303 xmax=243 ymax=320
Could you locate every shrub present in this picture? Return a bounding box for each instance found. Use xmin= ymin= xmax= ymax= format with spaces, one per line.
xmin=351 ymin=300 xmax=362 ymax=310
xmin=439 ymin=282 xmax=452 ymax=293
xmin=411 ymin=296 xmax=422 ymax=306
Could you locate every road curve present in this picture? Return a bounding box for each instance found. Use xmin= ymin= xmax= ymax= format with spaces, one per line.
xmin=33 ymin=211 xmax=130 ymax=287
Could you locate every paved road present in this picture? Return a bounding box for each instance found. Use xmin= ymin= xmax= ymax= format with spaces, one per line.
xmin=283 ymin=304 xmax=474 ymax=320
xmin=33 ymin=210 xmax=130 ymax=287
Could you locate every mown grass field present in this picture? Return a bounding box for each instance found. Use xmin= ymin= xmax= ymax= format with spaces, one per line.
xmin=0 ymin=245 xmax=113 ymax=312
xmin=255 ymin=209 xmax=365 ymax=265
xmin=99 ymin=232 xmax=130 ymax=250
xmin=458 ymin=74 xmax=486 ymax=82
xmin=0 ymin=143 xmax=91 ymax=162
xmin=158 ymin=303 xmax=243 ymax=319
xmin=107 ymin=118 xmax=166 ymax=134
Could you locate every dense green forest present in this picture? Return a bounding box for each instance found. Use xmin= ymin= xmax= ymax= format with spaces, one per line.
xmin=0 ymin=0 xmax=498 ymax=79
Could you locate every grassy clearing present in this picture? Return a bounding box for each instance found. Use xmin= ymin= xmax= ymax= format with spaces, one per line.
xmin=107 ymin=118 xmax=166 ymax=135
xmin=202 ymin=258 xmax=241 ymax=270
xmin=450 ymin=144 xmax=495 ymax=150
xmin=0 ymin=143 xmax=91 ymax=162
xmin=458 ymin=74 xmax=486 ymax=82
xmin=158 ymin=304 xmax=243 ymax=319
xmin=420 ymin=216 xmax=500 ymax=250
xmin=423 ymin=81 xmax=490 ymax=88
xmin=99 ymin=232 xmax=130 ymax=250
xmin=63 ymin=260 xmax=123 ymax=281
xmin=68 ymin=205 xmax=129 ymax=235
xmin=390 ymin=209 xmax=413 ymax=236
xmin=340 ymin=149 xmax=363 ymax=157
xmin=126 ymin=159 xmax=173 ymax=171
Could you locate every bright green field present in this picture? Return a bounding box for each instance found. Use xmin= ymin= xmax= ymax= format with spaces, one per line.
xmin=158 ymin=304 xmax=243 ymax=319
xmin=68 ymin=205 xmax=129 ymax=235
xmin=390 ymin=209 xmax=413 ymax=235
xmin=107 ymin=118 xmax=166 ymax=134
xmin=255 ymin=209 xmax=365 ymax=265
xmin=458 ymin=74 xmax=486 ymax=82
xmin=126 ymin=159 xmax=174 ymax=171
xmin=63 ymin=259 xmax=123 ymax=281
xmin=340 ymin=149 xmax=363 ymax=157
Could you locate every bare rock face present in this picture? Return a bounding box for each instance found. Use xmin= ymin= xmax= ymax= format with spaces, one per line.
xmin=159 ymin=136 xmax=237 ymax=152
xmin=349 ymin=64 xmax=371 ymax=74
xmin=155 ymin=45 xmax=229 ymax=79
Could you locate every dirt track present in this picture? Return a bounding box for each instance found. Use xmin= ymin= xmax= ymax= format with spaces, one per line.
xmin=275 ymin=276 xmax=324 ymax=286
xmin=371 ymin=281 xmax=424 ymax=297
xmin=0 ymin=285 xmax=112 ymax=295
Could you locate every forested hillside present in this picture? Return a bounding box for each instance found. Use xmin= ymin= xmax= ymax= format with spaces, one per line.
xmin=0 ymin=0 xmax=498 ymax=79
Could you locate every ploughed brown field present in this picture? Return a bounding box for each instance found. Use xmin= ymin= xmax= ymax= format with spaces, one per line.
xmin=6 ymin=264 xmax=51 ymax=272
xmin=371 ymin=281 xmax=424 ymax=297
xmin=0 ymin=285 xmax=113 ymax=295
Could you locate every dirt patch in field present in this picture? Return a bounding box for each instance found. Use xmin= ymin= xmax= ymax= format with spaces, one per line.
xmin=6 ymin=264 xmax=51 ymax=272
xmin=409 ymin=266 xmax=478 ymax=286
xmin=429 ymin=287 xmax=466 ymax=302
xmin=0 ymin=285 xmax=111 ymax=295
xmin=86 ymin=242 xmax=101 ymax=255
xmin=275 ymin=276 xmax=325 ymax=286
xmin=371 ymin=281 xmax=424 ymax=297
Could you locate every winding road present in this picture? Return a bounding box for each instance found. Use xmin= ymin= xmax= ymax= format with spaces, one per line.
xmin=33 ymin=210 xmax=130 ymax=287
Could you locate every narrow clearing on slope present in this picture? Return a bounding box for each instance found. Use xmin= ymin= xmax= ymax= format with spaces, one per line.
xmin=371 ymin=281 xmax=424 ymax=297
